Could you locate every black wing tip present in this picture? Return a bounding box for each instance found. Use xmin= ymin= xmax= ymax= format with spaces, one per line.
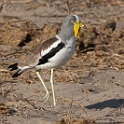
xmin=8 ymin=63 xmax=21 ymax=78
xmin=12 ymin=73 xmax=20 ymax=78
xmin=8 ymin=63 xmax=18 ymax=71
xmin=12 ymin=69 xmax=21 ymax=78
xmin=8 ymin=63 xmax=18 ymax=68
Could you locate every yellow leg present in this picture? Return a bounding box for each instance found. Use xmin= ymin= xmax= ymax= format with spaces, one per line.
xmin=36 ymin=70 xmax=49 ymax=103
xmin=50 ymin=68 xmax=56 ymax=106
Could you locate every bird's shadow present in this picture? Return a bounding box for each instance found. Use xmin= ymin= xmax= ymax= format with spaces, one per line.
xmin=85 ymin=99 xmax=124 ymax=110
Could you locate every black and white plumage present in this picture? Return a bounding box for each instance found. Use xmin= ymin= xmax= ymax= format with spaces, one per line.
xmin=8 ymin=14 xmax=86 ymax=106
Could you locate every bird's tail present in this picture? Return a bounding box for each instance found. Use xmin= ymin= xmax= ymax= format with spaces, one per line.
xmin=8 ymin=63 xmax=28 ymax=78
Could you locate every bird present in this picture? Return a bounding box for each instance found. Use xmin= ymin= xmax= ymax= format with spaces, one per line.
xmin=8 ymin=14 xmax=86 ymax=106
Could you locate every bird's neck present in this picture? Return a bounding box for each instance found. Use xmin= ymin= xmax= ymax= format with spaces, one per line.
xmin=57 ymin=27 xmax=74 ymax=42
xmin=56 ymin=33 xmax=75 ymax=48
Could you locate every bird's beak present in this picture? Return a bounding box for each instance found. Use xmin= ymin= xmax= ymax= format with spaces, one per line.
xmin=74 ymin=21 xmax=87 ymax=38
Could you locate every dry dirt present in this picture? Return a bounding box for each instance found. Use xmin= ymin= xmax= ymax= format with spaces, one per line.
xmin=0 ymin=0 xmax=124 ymax=124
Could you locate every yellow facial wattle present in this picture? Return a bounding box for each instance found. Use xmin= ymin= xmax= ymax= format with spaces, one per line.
xmin=74 ymin=21 xmax=85 ymax=38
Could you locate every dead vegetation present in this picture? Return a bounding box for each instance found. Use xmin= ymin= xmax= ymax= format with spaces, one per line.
xmin=0 ymin=19 xmax=124 ymax=123
xmin=54 ymin=119 xmax=95 ymax=124
xmin=0 ymin=101 xmax=11 ymax=115
xmin=1 ymin=18 xmax=124 ymax=83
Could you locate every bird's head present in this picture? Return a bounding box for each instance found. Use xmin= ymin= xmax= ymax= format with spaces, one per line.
xmin=61 ymin=15 xmax=87 ymax=39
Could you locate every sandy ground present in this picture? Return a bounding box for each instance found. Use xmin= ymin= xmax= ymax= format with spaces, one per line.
xmin=0 ymin=0 xmax=124 ymax=124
